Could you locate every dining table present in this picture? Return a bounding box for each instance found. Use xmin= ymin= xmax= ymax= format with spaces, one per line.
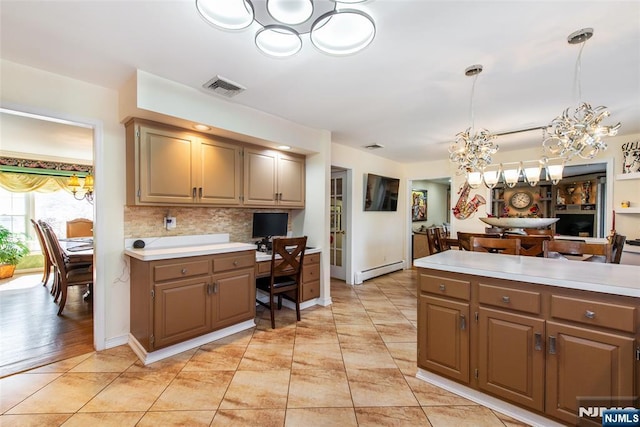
xmin=58 ymin=237 xmax=94 ymax=300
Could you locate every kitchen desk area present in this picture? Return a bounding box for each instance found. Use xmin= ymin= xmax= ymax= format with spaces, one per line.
xmin=124 ymin=234 xmax=321 ymax=365
xmin=414 ymin=251 xmax=639 ymax=426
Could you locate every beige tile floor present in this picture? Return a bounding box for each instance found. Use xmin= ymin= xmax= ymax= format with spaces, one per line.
xmin=0 ymin=270 xmax=529 ymax=426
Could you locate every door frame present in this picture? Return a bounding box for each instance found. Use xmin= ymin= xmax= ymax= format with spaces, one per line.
xmin=1 ymin=103 xmax=105 ymax=350
xmin=330 ymin=167 xmax=353 ymax=283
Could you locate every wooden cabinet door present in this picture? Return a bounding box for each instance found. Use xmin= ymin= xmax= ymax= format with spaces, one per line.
xmin=243 ymin=147 xmax=305 ymax=207
xmin=545 ymin=321 xmax=635 ymax=425
xmin=478 ymin=308 xmax=545 ymax=411
xmin=418 ymin=295 xmax=470 ymax=383
xmin=153 ymin=276 xmax=212 ymax=350
xmin=138 ymin=125 xmax=197 ymax=204
xmin=243 ymin=147 xmax=278 ymax=206
xmin=277 ymin=153 xmax=305 ymax=207
xmin=212 ymin=268 xmax=255 ymax=330
xmin=197 ymin=137 xmax=242 ymax=206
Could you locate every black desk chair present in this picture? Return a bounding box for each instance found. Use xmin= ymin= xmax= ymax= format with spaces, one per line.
xmin=256 ymin=236 xmax=307 ymax=329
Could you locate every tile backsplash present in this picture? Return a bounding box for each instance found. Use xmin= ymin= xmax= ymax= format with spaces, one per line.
xmin=124 ymin=206 xmax=290 ymax=243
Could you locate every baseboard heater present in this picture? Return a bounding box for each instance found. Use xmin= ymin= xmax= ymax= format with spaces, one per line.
xmin=354 ymin=260 xmax=405 ymax=284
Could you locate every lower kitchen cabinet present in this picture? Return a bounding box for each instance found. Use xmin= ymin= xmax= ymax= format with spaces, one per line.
xmin=417 ymin=269 xmax=639 ymax=426
xmin=130 ymin=250 xmax=255 ymax=352
xmin=153 ymin=276 xmax=212 ymax=349
xmin=418 ymin=295 xmax=469 ymax=383
xmin=545 ymin=321 xmax=635 ymax=425
xmin=478 ymin=307 xmax=545 ymax=412
xmin=213 ymin=268 xmax=256 ymax=329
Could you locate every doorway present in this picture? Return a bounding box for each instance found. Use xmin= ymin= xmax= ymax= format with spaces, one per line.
xmin=0 ymin=108 xmax=98 ymax=376
xmin=330 ymin=169 xmax=347 ymax=280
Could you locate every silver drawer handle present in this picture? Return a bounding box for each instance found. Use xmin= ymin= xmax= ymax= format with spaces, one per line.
xmin=181 ymin=268 xmax=187 ymax=275
xmin=502 ymin=296 xmax=510 ymax=303
xmin=439 ymin=284 xmax=446 ymax=291
xmin=584 ymin=310 xmax=596 ymax=319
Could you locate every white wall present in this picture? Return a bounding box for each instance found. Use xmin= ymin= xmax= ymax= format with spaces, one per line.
xmin=331 ymin=143 xmax=406 ymax=284
xmin=1 ymin=59 xmax=126 ymax=349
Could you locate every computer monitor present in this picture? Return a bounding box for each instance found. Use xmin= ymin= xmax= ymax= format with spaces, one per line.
xmin=252 ymin=212 xmax=288 ymax=246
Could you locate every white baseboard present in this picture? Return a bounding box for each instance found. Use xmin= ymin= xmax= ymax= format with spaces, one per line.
xmin=416 ymin=369 xmax=564 ymax=427
xmin=104 ymin=334 xmax=129 ymax=349
xmin=354 ymin=260 xmax=405 ymax=284
xmin=128 ymin=319 xmax=255 ymax=365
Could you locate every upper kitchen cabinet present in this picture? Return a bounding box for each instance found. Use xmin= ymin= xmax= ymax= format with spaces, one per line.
xmin=243 ymin=147 xmax=305 ymax=208
xmin=126 ymin=119 xmax=241 ymax=206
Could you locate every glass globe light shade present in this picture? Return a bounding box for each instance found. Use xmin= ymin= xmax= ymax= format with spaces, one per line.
xmin=267 ymin=0 xmax=313 ymax=25
xmin=310 ymin=9 xmax=375 ymax=56
xmin=255 ymin=25 xmax=302 ymax=57
xmin=502 ymin=162 xmax=521 ymax=188
xmin=196 ymin=0 xmax=254 ymax=30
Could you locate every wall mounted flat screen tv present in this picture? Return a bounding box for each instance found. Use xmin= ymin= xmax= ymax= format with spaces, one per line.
xmin=555 ymin=213 xmax=595 ymax=237
xmin=364 ymin=173 xmax=400 ymax=211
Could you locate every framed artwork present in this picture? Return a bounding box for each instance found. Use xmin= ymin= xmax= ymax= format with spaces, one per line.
xmin=411 ymin=190 xmax=428 ymax=221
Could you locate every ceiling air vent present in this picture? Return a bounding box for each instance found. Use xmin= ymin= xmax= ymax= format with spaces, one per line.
xmin=364 ymin=143 xmax=384 ymax=150
xmin=202 ymin=75 xmax=246 ymax=98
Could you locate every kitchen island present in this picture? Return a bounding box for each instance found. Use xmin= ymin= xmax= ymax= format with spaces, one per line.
xmin=414 ymin=251 xmax=639 ymax=426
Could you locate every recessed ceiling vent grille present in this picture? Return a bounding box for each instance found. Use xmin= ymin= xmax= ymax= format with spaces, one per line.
xmin=202 ymin=75 xmax=246 ymax=98
xmin=364 ymin=143 xmax=384 ymax=150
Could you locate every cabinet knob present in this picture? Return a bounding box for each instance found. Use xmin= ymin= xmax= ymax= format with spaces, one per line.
xmin=233 ymin=260 xmax=238 ymax=266
xmin=584 ymin=310 xmax=596 ymax=319
xmin=502 ymin=296 xmax=510 ymax=304
xmin=181 ymin=268 xmax=187 ymax=275
xmin=439 ymin=284 xmax=446 ymax=291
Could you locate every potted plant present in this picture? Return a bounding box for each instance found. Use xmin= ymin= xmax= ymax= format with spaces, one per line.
xmin=0 ymin=225 xmax=30 ymax=279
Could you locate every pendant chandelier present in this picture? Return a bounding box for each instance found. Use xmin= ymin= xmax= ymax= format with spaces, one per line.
xmin=543 ymin=28 xmax=621 ymax=160
xmin=195 ymin=0 xmax=376 ymax=58
xmin=449 ymin=64 xmax=499 ymax=188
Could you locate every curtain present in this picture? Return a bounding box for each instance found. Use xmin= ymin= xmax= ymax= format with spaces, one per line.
xmin=0 ymin=171 xmax=70 ymax=193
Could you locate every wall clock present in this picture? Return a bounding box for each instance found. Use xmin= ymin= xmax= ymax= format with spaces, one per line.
xmin=509 ymin=191 xmax=533 ymax=209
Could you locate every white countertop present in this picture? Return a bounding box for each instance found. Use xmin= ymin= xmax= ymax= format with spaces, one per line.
xmin=125 ymin=242 xmax=256 ymax=261
xmin=414 ymin=250 xmax=640 ymax=298
xmin=123 ymin=234 xmax=321 ymax=262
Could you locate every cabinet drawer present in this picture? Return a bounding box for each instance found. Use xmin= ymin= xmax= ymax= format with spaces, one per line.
xmin=213 ymin=252 xmax=255 ymax=273
xmin=302 ymin=280 xmax=320 ymax=301
xmin=550 ymin=295 xmax=636 ymax=334
xmin=255 ymin=260 xmax=271 ymax=276
xmin=154 ymin=259 xmax=210 ymax=282
xmin=478 ymin=284 xmax=541 ymax=314
xmin=303 ymin=264 xmax=320 ymax=283
xmin=420 ymin=274 xmax=470 ymax=301
xmin=304 ymin=253 xmax=320 ymax=265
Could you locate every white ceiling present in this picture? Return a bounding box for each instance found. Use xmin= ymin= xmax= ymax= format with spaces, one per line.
xmin=1 ymin=0 xmax=639 ymax=163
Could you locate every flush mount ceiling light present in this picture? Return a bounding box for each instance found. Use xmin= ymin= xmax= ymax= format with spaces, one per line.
xmin=195 ymin=0 xmax=376 ymax=58
xmin=543 ymin=28 xmax=621 ymax=160
xmin=448 ymin=64 xmax=499 ymax=188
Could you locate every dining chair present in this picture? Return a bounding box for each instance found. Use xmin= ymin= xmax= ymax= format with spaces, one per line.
xmin=66 ymin=218 xmax=93 ymax=238
xmin=435 ymin=227 xmax=451 ymax=251
xmin=610 ymin=233 xmax=626 ymax=264
xmin=457 ymin=232 xmax=501 ymax=251
xmin=256 ymin=236 xmax=307 ymax=329
xmin=42 ymin=223 xmax=94 ymax=315
xmin=505 ymin=234 xmax=552 ymax=257
xmin=470 ymin=236 xmax=521 ymax=255
xmin=40 ymin=221 xmax=93 ymax=312
xmin=31 ymin=219 xmax=53 ymax=287
xmin=524 ymin=228 xmax=555 ymax=236
xmin=543 ymin=240 xmax=612 ymax=263
xmin=426 ymin=227 xmax=440 ymax=254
